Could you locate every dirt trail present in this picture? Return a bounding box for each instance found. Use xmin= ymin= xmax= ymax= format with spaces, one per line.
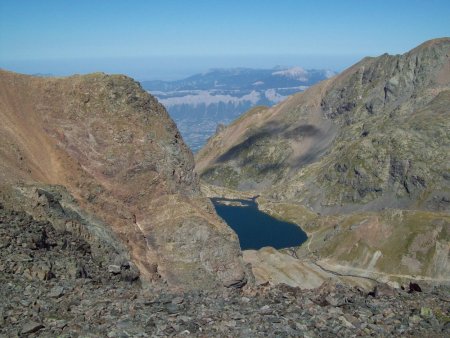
xmin=315 ymin=261 xmax=450 ymax=284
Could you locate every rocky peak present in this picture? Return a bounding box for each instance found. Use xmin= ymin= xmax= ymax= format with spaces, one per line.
xmin=0 ymin=69 xmax=249 ymax=290
xmin=321 ymin=37 xmax=450 ymax=123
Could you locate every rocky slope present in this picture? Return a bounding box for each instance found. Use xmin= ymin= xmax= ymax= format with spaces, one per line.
xmin=0 ymin=69 xmax=249 ymax=289
xmin=196 ymin=38 xmax=450 ymax=283
xmin=2 ymin=204 xmax=449 ymax=336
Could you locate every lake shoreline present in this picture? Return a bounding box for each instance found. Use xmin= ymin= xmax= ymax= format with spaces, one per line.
xmin=211 ymin=197 xmax=308 ymax=250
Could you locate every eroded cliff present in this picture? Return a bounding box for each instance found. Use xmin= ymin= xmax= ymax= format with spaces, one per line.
xmin=0 ymin=69 xmax=248 ymax=289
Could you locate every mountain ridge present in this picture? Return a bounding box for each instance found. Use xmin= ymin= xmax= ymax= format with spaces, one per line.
xmin=196 ymin=37 xmax=450 ymax=284
xmin=197 ymin=37 xmax=450 ymax=211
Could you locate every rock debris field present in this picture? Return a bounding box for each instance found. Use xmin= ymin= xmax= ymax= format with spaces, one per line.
xmin=1 ymin=205 xmax=449 ymax=337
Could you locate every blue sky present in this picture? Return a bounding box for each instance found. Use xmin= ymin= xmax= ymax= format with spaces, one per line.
xmin=1 ymin=0 xmax=449 ymax=80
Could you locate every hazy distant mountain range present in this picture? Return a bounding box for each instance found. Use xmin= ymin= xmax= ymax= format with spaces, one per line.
xmin=141 ymin=67 xmax=336 ymax=151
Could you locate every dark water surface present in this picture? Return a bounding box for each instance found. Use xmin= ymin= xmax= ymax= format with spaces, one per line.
xmin=211 ymin=197 xmax=307 ymax=250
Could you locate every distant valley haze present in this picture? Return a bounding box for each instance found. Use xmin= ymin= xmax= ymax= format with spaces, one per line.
xmin=2 ymin=0 xmax=449 ymax=153
xmin=1 ymin=54 xmax=362 ymax=81
xmin=2 ymin=1 xmax=449 ymax=81
xmin=1 ymin=0 xmax=449 ymax=152
xmin=141 ymin=66 xmax=336 ymax=151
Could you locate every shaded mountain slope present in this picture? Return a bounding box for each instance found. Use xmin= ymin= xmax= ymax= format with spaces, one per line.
xmin=196 ymin=80 xmax=338 ymax=191
xmin=0 ymin=69 xmax=248 ymax=289
xmin=196 ymin=38 xmax=450 ymax=283
xmin=197 ymin=38 xmax=450 ymax=213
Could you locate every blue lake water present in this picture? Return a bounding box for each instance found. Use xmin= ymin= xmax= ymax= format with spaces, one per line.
xmin=211 ymin=197 xmax=308 ymax=250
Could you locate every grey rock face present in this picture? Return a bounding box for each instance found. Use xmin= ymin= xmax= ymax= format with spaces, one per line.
xmin=20 ymin=321 xmax=44 ymax=335
xmin=48 ymin=286 xmax=65 ymax=298
xmin=288 ymin=39 xmax=450 ymax=211
xmin=108 ymin=265 xmax=122 ymax=274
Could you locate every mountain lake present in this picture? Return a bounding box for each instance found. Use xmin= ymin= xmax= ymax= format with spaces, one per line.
xmin=211 ymin=197 xmax=308 ymax=250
